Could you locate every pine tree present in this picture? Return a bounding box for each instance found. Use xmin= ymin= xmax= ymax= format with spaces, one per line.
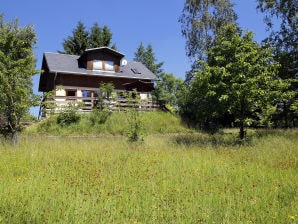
xmin=133 ymin=42 xmax=146 ymax=66
xmin=134 ymin=43 xmax=163 ymax=75
xmin=61 ymin=21 xmax=89 ymax=55
xmin=88 ymin=23 xmax=114 ymax=49
xmin=60 ymin=21 xmax=115 ymax=55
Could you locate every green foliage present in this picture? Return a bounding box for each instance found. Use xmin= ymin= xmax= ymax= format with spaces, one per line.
xmin=257 ymin=0 xmax=297 ymax=54
xmin=99 ymin=82 xmax=115 ymax=100
xmin=89 ymin=108 xmax=111 ymax=126
xmin=126 ymin=109 xmax=144 ymax=143
xmin=179 ymin=0 xmax=238 ymax=60
xmin=88 ymin=22 xmax=113 ymax=49
xmin=60 ymin=21 xmax=89 ymax=55
xmin=179 ymin=0 xmax=238 ymax=83
xmin=134 ymin=43 xmax=163 ymax=75
xmin=124 ymin=89 xmax=144 ymax=142
xmin=56 ymin=103 xmax=81 ymax=126
xmin=60 ymin=21 xmax=116 ymax=55
xmin=257 ymin=0 xmax=298 ymax=127
xmin=0 ymin=14 xmax=39 ymax=145
xmin=153 ymin=73 xmax=184 ymax=109
xmin=133 ymin=43 xmax=184 ymax=109
xmin=180 ymin=24 xmax=293 ymax=139
xmin=41 ymin=91 xmax=57 ymax=116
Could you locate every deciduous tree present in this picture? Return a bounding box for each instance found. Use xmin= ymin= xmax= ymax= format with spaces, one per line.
xmin=0 ymin=15 xmax=39 ymax=145
xmin=153 ymin=73 xmax=184 ymax=109
xmin=179 ymin=0 xmax=238 ymax=82
xmin=257 ymin=0 xmax=298 ymax=127
xmin=180 ymin=25 xmax=294 ymax=139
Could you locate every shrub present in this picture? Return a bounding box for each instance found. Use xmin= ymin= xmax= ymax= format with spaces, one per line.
xmin=89 ymin=108 xmax=111 ymax=126
xmin=126 ymin=109 xmax=144 ymax=143
xmin=57 ymin=104 xmax=80 ymax=126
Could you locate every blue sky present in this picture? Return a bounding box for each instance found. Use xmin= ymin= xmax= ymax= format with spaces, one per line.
xmin=1 ymin=0 xmax=268 ymax=116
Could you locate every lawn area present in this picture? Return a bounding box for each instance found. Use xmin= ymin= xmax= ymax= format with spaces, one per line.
xmin=0 ymin=131 xmax=297 ymax=223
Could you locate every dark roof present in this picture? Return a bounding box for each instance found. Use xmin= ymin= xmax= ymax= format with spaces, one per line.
xmin=79 ymin=47 xmax=125 ymax=61
xmin=42 ymin=52 xmax=157 ymax=80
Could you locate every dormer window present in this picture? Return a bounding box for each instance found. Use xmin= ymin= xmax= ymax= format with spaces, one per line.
xmin=93 ymin=60 xmax=103 ymax=70
xmin=93 ymin=60 xmax=115 ymax=72
xmin=105 ymin=61 xmax=114 ymax=71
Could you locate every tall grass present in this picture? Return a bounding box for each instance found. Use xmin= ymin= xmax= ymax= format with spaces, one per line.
xmin=25 ymin=111 xmax=191 ymax=136
xmin=0 ymin=131 xmax=297 ymax=223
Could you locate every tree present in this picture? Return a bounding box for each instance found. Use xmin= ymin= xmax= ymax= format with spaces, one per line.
xmin=0 ymin=15 xmax=39 ymax=145
xmin=153 ymin=73 xmax=184 ymax=109
xmin=257 ymin=0 xmax=297 ymax=54
xmin=61 ymin=21 xmax=89 ymax=55
xmin=179 ymin=0 xmax=237 ymax=60
xmin=134 ymin=43 xmax=163 ymax=75
xmin=133 ymin=43 xmax=184 ymax=110
xmin=257 ymin=0 xmax=298 ymax=127
xmin=88 ymin=22 xmax=115 ymax=49
xmin=134 ymin=42 xmax=146 ymax=67
xmin=125 ymin=89 xmax=144 ymax=143
xmin=179 ymin=0 xmax=238 ymax=83
xmin=60 ymin=21 xmax=116 ymax=55
xmin=180 ymin=25 xmax=293 ymax=139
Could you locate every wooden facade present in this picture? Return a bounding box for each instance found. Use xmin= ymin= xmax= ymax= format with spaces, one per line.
xmin=55 ymin=74 xmax=154 ymax=91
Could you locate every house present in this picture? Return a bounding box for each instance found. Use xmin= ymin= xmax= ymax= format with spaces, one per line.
xmin=38 ymin=47 xmax=159 ymax=118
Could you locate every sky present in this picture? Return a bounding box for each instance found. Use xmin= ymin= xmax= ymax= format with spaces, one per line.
xmin=1 ymin=0 xmax=268 ymax=116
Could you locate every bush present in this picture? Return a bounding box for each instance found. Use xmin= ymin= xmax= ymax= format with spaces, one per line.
xmin=89 ymin=108 xmax=111 ymax=126
xmin=57 ymin=104 xmax=80 ymax=126
xmin=126 ymin=109 xmax=144 ymax=143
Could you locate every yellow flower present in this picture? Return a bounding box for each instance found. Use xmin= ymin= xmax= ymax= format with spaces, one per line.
xmin=288 ymin=215 xmax=295 ymax=220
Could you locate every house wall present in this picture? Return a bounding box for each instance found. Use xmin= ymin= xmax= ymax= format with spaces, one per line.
xmin=55 ymin=73 xmax=152 ymax=91
xmin=54 ymin=86 xmax=151 ymax=99
xmin=140 ymin=93 xmax=151 ymax=100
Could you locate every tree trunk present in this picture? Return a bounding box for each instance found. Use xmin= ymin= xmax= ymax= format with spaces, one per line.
xmin=11 ymin=130 xmax=18 ymax=146
xmin=239 ymin=123 xmax=245 ymax=140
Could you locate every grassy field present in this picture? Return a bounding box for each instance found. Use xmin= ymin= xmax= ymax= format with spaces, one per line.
xmin=0 ymin=130 xmax=297 ymax=223
xmin=25 ymin=111 xmax=192 ymax=136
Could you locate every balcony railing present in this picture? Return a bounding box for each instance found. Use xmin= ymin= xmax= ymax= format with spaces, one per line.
xmin=43 ymin=96 xmax=161 ymax=113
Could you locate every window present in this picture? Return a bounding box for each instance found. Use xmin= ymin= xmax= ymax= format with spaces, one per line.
xmin=105 ymin=61 xmax=114 ymax=71
xmin=66 ymin=90 xmax=76 ymax=96
xmin=94 ymin=91 xmax=100 ymax=98
xmin=82 ymin=90 xmax=92 ymax=98
xmin=93 ymin=60 xmax=115 ymax=71
xmin=93 ymin=60 xmax=103 ymax=70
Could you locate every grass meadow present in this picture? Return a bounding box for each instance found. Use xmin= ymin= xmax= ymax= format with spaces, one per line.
xmin=0 ymin=129 xmax=297 ymax=223
xmin=25 ymin=112 xmax=192 ymax=136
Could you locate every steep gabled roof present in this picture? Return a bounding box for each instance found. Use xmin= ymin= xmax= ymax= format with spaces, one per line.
xmin=79 ymin=47 xmax=125 ymax=61
xmin=42 ymin=52 xmax=157 ymax=80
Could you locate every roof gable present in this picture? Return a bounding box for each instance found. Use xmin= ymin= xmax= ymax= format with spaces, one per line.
xmin=78 ymin=47 xmax=125 ymax=62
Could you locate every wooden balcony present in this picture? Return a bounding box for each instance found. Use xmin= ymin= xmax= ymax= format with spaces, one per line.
xmin=42 ymin=96 xmax=161 ymax=116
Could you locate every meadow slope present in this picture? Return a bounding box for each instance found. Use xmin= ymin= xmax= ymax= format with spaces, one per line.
xmin=0 ymin=130 xmax=297 ymax=223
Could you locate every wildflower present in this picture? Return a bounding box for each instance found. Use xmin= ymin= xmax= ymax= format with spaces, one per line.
xmin=288 ymin=215 xmax=295 ymax=220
